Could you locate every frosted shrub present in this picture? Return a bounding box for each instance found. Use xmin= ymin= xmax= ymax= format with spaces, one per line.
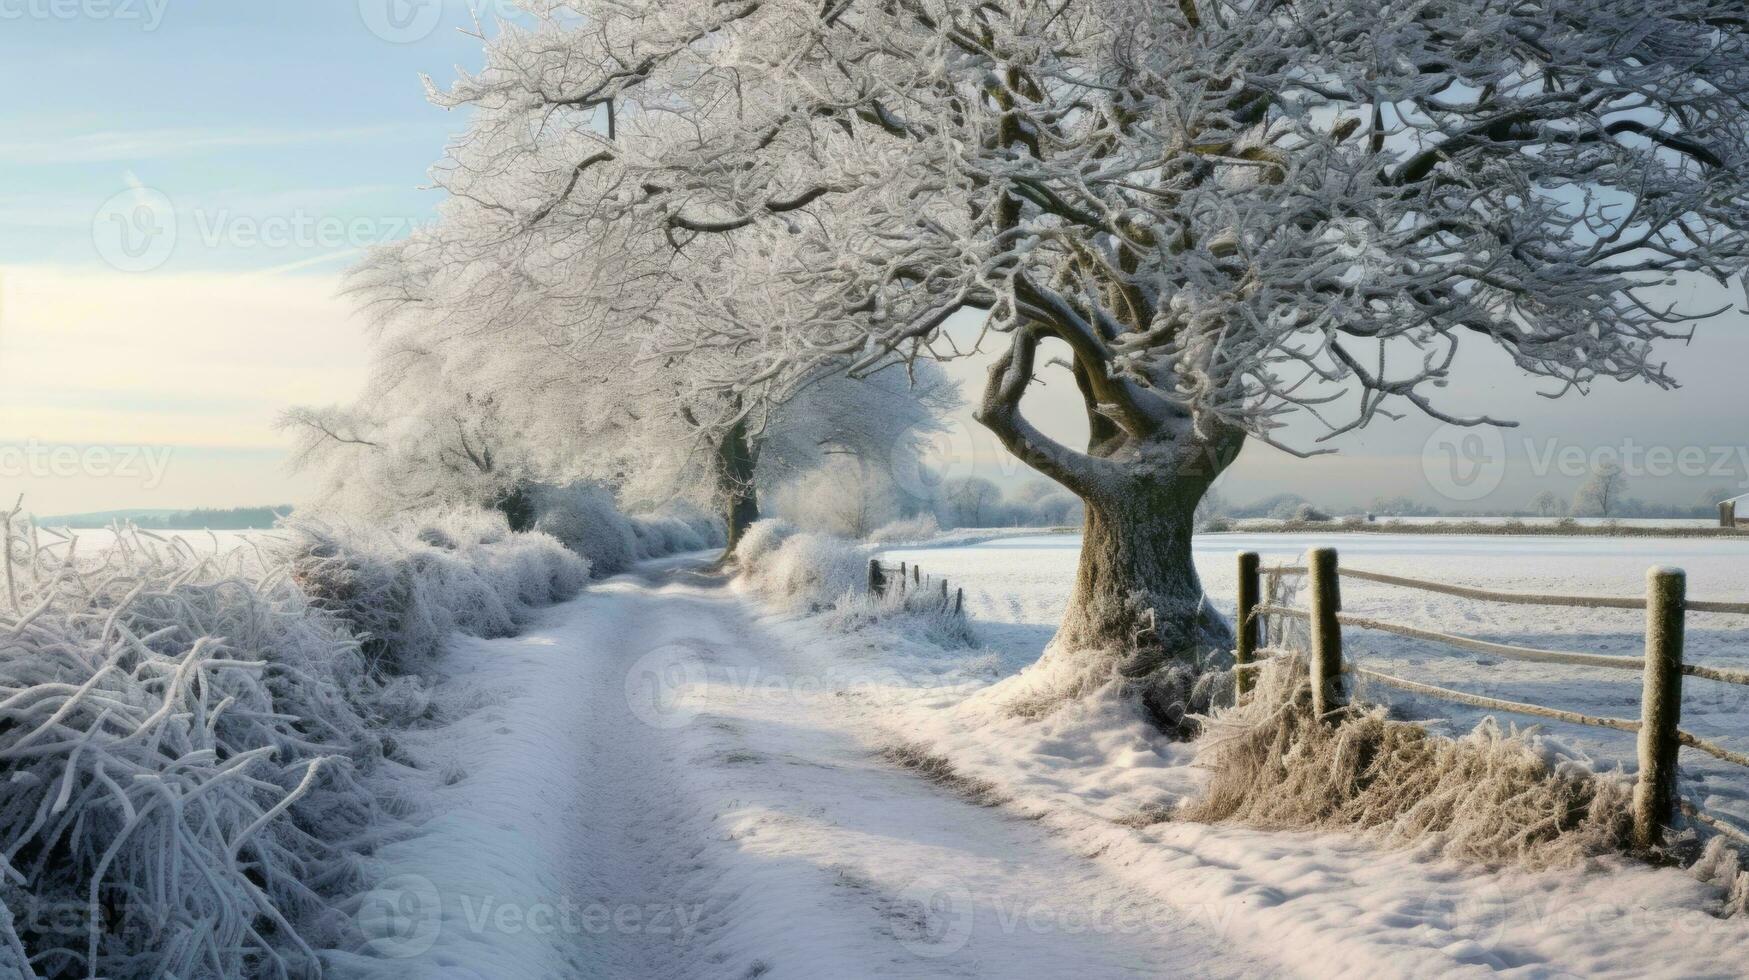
xmin=869 ymin=514 xmax=940 ymax=546
xmin=528 ymin=483 xmax=641 ymax=577
xmin=1693 ymin=838 xmax=1749 ymax=916
xmin=0 ymin=521 xmax=389 ymax=978
xmin=626 ymin=502 xmax=724 ymax=558
xmin=736 ymin=523 xmax=980 ymax=645
xmin=734 ymin=519 xmax=797 ymax=568
xmin=748 ymin=533 xmax=865 ymax=611
xmin=282 ymin=511 xmax=588 ymax=676
xmin=816 ymin=584 xmax=977 ymax=649
xmin=1182 ymin=656 xmax=1637 ymax=869
xmin=629 ymin=515 xmax=706 ymax=557
xmin=657 ymin=502 xmax=727 ymax=551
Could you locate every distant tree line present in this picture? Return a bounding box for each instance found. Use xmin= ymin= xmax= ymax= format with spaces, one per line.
xmin=140 ymin=507 xmax=292 ymax=530
xmin=1197 ymin=475 xmax=1737 ymax=525
xmin=35 ymin=506 xmax=292 ymax=531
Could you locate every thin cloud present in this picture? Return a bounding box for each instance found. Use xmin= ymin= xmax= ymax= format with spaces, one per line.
xmin=256 ymin=249 xmax=364 ymax=276
xmin=0 ymin=123 xmax=430 ymax=165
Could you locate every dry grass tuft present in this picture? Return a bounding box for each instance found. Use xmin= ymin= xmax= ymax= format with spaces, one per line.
xmin=1181 ymin=656 xmax=1636 ymax=869
xmin=882 ymin=742 xmax=1009 ymax=808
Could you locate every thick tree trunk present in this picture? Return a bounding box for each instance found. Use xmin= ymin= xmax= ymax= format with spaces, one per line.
xmin=716 ymin=417 xmax=762 ymax=560
xmin=998 ymin=429 xmax=1242 ymax=731
xmin=1054 ymin=466 xmax=1234 ymax=677
xmin=722 ymin=481 xmax=760 ymax=557
xmin=493 ymin=482 xmax=537 ymax=533
xmin=975 ymin=333 xmax=1242 ymax=696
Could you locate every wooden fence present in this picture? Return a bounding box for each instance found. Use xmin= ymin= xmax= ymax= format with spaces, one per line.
xmin=868 ymin=559 xmax=965 ymax=616
xmin=1235 ymin=547 xmax=1749 ymax=848
xmin=1726 ymin=501 xmax=1739 ymax=529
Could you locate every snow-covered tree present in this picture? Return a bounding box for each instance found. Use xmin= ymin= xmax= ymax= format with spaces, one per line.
xmin=282 ymin=348 xmax=550 ymax=524
xmin=1532 ymin=490 xmax=1567 ymax=518
xmin=1701 ymin=486 xmax=1735 ymax=512
xmin=339 ymin=91 xmax=961 ymax=557
xmin=1573 ymin=461 xmax=1629 ymax=517
xmin=773 ymin=457 xmax=901 ymax=539
xmin=428 ymin=1 xmax=1749 ymax=688
xmin=1194 ymin=488 xmax=1230 ymax=528
xmin=1031 ymin=491 xmax=1086 ymax=528
xmin=327 ymin=221 xmax=957 ymax=554
xmin=940 ymin=477 xmax=1003 ymax=528
xmin=756 ymin=361 xmax=960 ymax=502
xmin=1012 ymin=482 xmax=1060 ymax=507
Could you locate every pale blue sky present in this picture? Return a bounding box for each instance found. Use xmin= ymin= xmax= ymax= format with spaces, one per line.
xmin=2 ymin=3 xmax=1746 ymax=517
xmin=0 ymin=2 xmax=513 ymax=513
xmin=0 ymin=1 xmax=503 ymax=272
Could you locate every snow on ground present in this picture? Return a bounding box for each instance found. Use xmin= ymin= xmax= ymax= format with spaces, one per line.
xmin=339 ymin=532 xmax=1749 ymax=979
xmin=1340 ymin=517 xmax=1724 ymax=529
xmin=336 ymin=553 xmax=1263 ymax=979
xmin=882 ymin=532 xmax=1749 ymax=827
xmin=858 ymin=531 xmax=1749 ymax=976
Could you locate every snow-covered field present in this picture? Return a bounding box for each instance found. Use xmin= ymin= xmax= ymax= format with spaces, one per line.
xmin=854 ymin=531 xmax=1749 ymax=975
xmin=28 ymin=526 xmax=269 ymax=557
xmin=1349 ymin=516 xmax=1724 ymax=529
xmin=882 ymin=531 xmax=1749 ymax=817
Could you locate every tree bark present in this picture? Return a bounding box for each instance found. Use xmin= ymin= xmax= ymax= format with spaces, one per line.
xmin=976 ymin=331 xmax=1241 ymax=687
xmin=1052 ymin=459 xmax=1235 ymax=676
xmin=716 ymin=416 xmax=762 ymax=560
xmin=493 ymin=482 xmax=537 ymax=533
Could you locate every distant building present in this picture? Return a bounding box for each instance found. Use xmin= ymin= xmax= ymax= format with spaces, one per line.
xmin=1722 ymin=493 xmax=1749 ymax=528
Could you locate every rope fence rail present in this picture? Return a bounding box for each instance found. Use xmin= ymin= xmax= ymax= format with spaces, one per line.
xmin=1234 ymin=548 xmax=1749 ymax=850
xmin=1260 ymin=563 xmax=1749 ymax=615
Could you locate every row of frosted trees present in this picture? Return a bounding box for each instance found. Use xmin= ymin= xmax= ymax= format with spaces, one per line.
xmin=310 ymin=0 xmax=1749 ymax=704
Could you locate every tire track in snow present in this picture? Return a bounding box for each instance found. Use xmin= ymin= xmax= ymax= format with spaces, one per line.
xmin=558 ymin=561 xmax=1270 ymax=980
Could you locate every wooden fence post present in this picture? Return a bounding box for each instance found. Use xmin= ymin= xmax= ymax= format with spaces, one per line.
xmin=1723 ymin=501 xmax=1737 ymax=530
xmin=1633 ymin=566 xmax=1686 ymax=850
xmin=1308 ymin=548 xmax=1344 ymax=718
xmin=954 ymin=588 xmax=963 ymax=616
xmin=899 ymin=562 xmax=907 ymax=593
xmin=1236 ymin=552 xmax=1261 ymax=698
xmin=868 ymin=559 xmax=884 ymax=597
xmin=914 ymin=564 xmax=922 ymax=585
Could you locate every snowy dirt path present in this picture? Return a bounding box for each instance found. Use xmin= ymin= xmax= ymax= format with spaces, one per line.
xmin=346 ymin=558 xmax=1268 ymax=979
